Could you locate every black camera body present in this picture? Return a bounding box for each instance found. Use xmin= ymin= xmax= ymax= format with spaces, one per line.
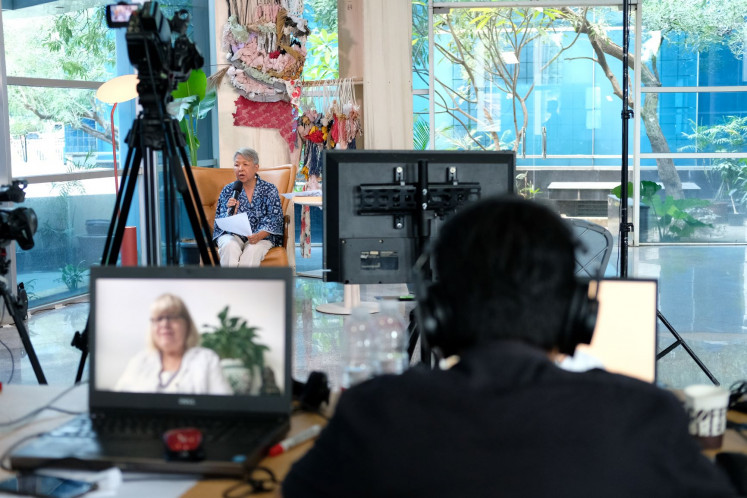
xmin=106 ymin=2 xmax=203 ymax=145
xmin=0 ymin=180 xmax=37 ymax=251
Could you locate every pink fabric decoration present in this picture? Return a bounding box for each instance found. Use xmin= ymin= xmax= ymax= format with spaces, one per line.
xmin=233 ymin=97 xmax=298 ymax=153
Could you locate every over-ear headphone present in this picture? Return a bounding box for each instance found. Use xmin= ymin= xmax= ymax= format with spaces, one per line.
xmin=413 ymin=250 xmax=599 ymax=357
xmin=557 ymin=279 xmax=598 ymax=355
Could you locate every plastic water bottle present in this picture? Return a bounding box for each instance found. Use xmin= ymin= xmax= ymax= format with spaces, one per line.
xmin=373 ymin=301 xmax=408 ymax=375
xmin=341 ymin=307 xmax=378 ymax=389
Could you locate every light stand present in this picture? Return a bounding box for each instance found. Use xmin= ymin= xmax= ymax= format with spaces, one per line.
xmin=618 ymin=0 xmax=718 ymax=385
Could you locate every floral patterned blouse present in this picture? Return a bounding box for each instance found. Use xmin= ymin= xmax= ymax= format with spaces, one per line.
xmin=213 ymin=174 xmax=284 ymax=247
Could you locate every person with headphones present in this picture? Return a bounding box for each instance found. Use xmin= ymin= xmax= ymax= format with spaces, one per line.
xmin=282 ymin=195 xmax=735 ymax=497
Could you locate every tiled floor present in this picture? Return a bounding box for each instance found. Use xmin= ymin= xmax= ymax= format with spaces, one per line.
xmin=0 ymin=245 xmax=745 ymax=389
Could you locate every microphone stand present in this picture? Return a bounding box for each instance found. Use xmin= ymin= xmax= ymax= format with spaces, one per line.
xmin=618 ymin=0 xmax=718 ymax=385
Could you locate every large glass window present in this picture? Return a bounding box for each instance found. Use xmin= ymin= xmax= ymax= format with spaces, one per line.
xmin=3 ymin=6 xmax=118 ymax=307
xmin=3 ymin=0 xmax=208 ymax=307
xmin=303 ymin=0 xmax=339 ymax=81
xmin=415 ymin=1 xmax=747 ymax=244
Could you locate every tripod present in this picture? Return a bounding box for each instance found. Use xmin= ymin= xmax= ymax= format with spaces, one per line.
xmin=618 ymin=0 xmax=718 ymax=386
xmin=72 ymin=107 xmax=219 ymax=383
xmin=0 ymin=252 xmax=46 ymax=384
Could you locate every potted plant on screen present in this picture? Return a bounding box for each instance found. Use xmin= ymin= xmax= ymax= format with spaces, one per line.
xmin=201 ymin=306 xmax=276 ymax=394
xmin=169 ymin=68 xmax=217 ymax=166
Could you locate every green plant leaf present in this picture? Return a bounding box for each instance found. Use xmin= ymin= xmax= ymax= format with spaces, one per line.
xmin=172 ymin=69 xmax=208 ymax=101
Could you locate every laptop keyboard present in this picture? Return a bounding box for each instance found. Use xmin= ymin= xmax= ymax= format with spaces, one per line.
xmin=49 ymin=414 xmax=275 ymax=443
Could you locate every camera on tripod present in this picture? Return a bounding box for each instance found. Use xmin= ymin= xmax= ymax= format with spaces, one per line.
xmin=0 ymin=180 xmax=37 ymax=251
xmin=106 ymin=1 xmax=203 ymax=143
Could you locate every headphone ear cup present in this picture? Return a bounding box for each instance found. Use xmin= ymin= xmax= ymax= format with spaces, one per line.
xmin=558 ymin=280 xmax=599 ymax=355
xmin=418 ymin=282 xmax=453 ymax=354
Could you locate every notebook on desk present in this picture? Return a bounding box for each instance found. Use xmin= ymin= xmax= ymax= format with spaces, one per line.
xmin=11 ymin=265 xmax=293 ymax=477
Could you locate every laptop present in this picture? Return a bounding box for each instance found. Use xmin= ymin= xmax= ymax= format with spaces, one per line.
xmin=574 ymin=278 xmax=659 ymax=383
xmin=11 ymin=265 xmax=293 ymax=476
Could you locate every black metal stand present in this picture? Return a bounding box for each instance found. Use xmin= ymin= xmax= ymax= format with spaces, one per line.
xmin=618 ymin=0 xmax=718 ymax=385
xmin=72 ymin=110 xmax=219 ymax=384
xmin=655 ymin=311 xmax=719 ymax=385
xmin=1 ymin=274 xmax=46 ymax=384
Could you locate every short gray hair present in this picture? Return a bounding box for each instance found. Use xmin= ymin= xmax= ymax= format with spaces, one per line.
xmin=234 ymin=147 xmax=259 ymax=165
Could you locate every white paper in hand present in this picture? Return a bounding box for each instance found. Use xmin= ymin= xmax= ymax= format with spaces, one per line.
xmin=216 ymin=213 xmax=253 ymax=236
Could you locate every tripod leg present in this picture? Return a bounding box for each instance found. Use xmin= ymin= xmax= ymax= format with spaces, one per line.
xmin=656 ymin=310 xmax=719 ymax=386
xmin=102 ymin=126 xmax=143 ymax=266
xmin=71 ymin=322 xmax=89 ymax=384
xmin=167 ymin=119 xmax=219 ymax=265
xmin=1 ymin=285 xmax=46 ymax=384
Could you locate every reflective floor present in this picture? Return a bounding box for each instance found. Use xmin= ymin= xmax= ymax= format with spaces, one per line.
xmin=0 ymin=245 xmax=745 ymax=389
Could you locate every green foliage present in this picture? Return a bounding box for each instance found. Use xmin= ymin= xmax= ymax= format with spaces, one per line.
xmin=612 ymin=181 xmax=713 ymax=241
xmin=307 ymin=0 xmax=338 ymax=31
xmin=642 ymin=0 xmax=747 ymax=57
xmin=201 ymin=306 xmax=269 ymax=375
xmin=515 ymin=172 xmax=541 ymax=199
xmin=56 ymin=261 xmax=87 ymax=291
xmin=304 ymin=28 xmax=339 ymax=81
xmin=413 ymin=117 xmax=430 ymax=150
xmin=169 ymin=69 xmax=217 ymax=165
xmin=681 ymin=115 xmax=747 ymax=214
xmin=42 ymin=8 xmax=115 ymax=81
xmin=5 ymin=8 xmax=115 ymax=138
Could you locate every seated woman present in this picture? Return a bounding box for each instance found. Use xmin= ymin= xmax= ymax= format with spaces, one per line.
xmin=115 ymin=293 xmax=232 ymax=395
xmin=213 ymin=147 xmax=284 ymax=267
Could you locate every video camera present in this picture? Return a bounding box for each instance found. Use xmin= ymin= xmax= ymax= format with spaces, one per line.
xmin=105 ymin=2 xmax=203 ymax=129
xmin=0 ymin=180 xmax=37 ymax=251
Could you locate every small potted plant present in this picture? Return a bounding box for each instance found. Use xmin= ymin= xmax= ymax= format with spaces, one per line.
xmin=200 ymin=305 xmax=271 ymax=394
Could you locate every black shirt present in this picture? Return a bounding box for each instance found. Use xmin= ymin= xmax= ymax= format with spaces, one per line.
xmin=283 ymin=341 xmax=735 ymax=497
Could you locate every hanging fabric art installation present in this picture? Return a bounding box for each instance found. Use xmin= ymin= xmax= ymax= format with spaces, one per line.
xmin=221 ymin=0 xmax=307 ymax=105
xmin=217 ymin=0 xmax=307 ymax=157
xmin=296 ymin=78 xmax=362 ymax=258
xmin=297 ymin=78 xmax=361 ymax=182
xmin=233 ymin=98 xmax=298 ymax=152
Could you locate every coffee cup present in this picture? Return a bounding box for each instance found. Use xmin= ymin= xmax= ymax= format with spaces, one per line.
xmin=683 ymin=384 xmax=730 ymax=449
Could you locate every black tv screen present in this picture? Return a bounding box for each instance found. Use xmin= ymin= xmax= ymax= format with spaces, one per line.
xmin=323 ymin=150 xmax=516 ymax=285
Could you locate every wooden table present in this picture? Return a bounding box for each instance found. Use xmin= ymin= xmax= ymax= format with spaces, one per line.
xmin=2 ymin=385 xmax=744 ymax=497
xmin=183 ymin=412 xmax=327 ymax=497
xmin=0 ymin=385 xmax=328 ymax=497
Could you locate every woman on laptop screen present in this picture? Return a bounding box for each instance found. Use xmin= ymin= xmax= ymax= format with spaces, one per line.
xmin=115 ymin=293 xmax=232 ymax=395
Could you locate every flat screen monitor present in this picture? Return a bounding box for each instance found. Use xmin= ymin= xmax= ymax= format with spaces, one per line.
xmin=323 ymin=150 xmax=516 ymax=285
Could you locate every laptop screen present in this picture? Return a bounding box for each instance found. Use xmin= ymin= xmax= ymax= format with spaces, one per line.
xmin=574 ymin=278 xmax=658 ymax=383
xmin=89 ymin=265 xmax=293 ymax=415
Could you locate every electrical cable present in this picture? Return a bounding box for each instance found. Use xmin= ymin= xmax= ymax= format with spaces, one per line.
xmin=0 ymin=291 xmax=14 ymax=384
xmin=0 ymin=335 xmax=15 ymax=385
xmin=220 ymin=466 xmax=278 ymax=497
xmin=0 ymin=381 xmax=86 ymax=428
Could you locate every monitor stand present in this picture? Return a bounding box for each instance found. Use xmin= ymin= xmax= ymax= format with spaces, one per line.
xmin=316 ymin=284 xmax=380 ymax=315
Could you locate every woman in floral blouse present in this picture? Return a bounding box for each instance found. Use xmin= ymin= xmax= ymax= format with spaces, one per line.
xmin=213 ymin=147 xmax=284 ymax=266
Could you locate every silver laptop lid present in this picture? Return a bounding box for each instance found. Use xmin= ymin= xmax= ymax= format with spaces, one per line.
xmin=88 ymin=265 xmax=293 ymax=415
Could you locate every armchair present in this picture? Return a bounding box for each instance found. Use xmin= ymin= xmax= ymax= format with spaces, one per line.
xmin=188 ymin=164 xmax=296 ymax=267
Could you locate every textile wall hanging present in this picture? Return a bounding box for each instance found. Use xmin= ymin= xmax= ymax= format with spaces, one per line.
xmin=297 ymin=78 xmax=362 ymax=182
xmin=221 ymin=0 xmax=307 ymax=104
xmin=296 ymin=78 xmax=362 ymax=258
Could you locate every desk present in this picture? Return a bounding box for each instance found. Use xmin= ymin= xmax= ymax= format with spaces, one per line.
xmin=0 ymin=385 xmax=326 ymax=497
xmin=3 ymin=385 xmax=745 ymax=497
